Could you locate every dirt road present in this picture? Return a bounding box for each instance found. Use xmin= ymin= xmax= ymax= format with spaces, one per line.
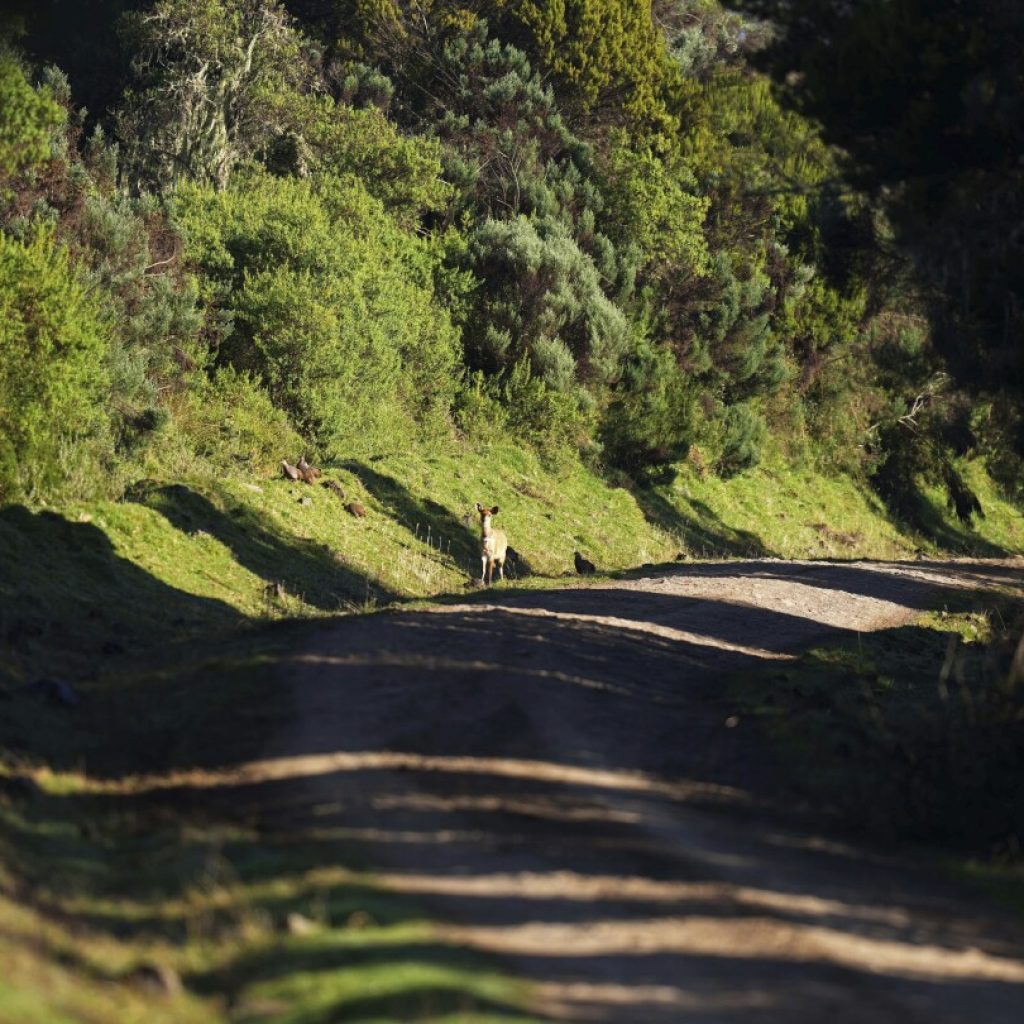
xmin=262 ymin=559 xmax=1024 ymax=1022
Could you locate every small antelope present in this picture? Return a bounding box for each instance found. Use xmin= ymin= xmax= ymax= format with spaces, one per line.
xmin=476 ymin=503 xmax=508 ymax=586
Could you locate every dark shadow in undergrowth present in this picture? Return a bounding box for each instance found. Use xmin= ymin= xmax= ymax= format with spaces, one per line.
xmin=884 ymin=486 xmax=1010 ymax=558
xmin=126 ymin=481 xmax=394 ymax=611
xmin=631 ymin=484 xmax=769 ymax=558
xmin=0 ymin=503 xmax=243 ymax=688
xmin=734 ymin=616 xmax=1024 ymax=849
xmin=343 ymin=462 xmax=481 ymax=576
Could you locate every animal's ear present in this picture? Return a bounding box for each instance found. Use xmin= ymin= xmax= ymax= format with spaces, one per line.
xmin=491 ymin=506 xmax=499 ymax=516
xmin=475 ymin=503 xmax=483 ymax=513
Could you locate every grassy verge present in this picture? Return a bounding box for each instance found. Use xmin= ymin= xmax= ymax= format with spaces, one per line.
xmin=731 ymin=595 xmax=1024 ymax=851
xmin=0 ymin=787 xmax=539 ymax=1024
xmin=5 ymin=441 xmax=1021 ymax=692
xmin=0 ymin=786 xmax=540 ymax=1024
xmin=0 ymin=440 xmax=687 ymax=690
xmin=657 ymin=450 xmax=1024 ymax=560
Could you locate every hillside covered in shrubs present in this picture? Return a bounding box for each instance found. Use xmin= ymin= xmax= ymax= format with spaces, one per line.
xmin=1 ymin=0 xmax=1022 ymax=545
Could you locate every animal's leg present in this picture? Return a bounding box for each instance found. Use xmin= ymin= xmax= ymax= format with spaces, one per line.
xmin=481 ymin=555 xmax=488 ymax=583
xmin=497 ymin=560 xmax=504 ymax=581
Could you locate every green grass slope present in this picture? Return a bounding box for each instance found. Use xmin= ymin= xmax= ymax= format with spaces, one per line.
xmin=3 ymin=440 xmax=1023 ymax=690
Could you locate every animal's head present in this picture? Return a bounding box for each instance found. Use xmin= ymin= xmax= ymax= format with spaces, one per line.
xmin=475 ymin=503 xmax=499 ymax=522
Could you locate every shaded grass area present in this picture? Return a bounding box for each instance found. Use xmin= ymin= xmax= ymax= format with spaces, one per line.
xmin=0 ymin=628 xmax=542 ymax=1024
xmin=634 ymin=485 xmax=768 ymax=558
xmin=911 ymin=460 xmax=1024 ymax=556
xmin=0 ymin=795 xmax=540 ymax=1024
xmin=126 ymin=482 xmax=394 ymax=612
xmin=0 ymin=505 xmax=243 ymax=690
xmin=732 ymin=596 xmax=1024 ymax=850
xmin=660 ymin=457 xmax=916 ymax=560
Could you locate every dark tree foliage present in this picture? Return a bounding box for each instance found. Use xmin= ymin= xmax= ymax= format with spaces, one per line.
xmin=738 ymin=0 xmax=1024 ymax=468
xmin=3 ymin=1 xmax=144 ymax=122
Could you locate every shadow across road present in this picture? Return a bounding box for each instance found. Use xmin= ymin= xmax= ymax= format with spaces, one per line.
xmin=5 ymin=557 xmax=1024 ymax=1022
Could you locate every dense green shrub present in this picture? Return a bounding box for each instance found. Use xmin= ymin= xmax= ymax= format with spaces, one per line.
xmin=465 ymin=215 xmax=629 ymax=388
xmin=599 ymin=130 xmax=709 ymax=277
xmin=425 ymin=25 xmax=602 ymax=224
xmin=455 ymin=362 xmax=590 ymax=455
xmin=0 ymin=50 xmax=62 ymax=180
xmin=0 ymin=59 xmax=208 ymax=487
xmin=716 ymin=402 xmax=766 ymax=478
xmin=171 ymin=367 xmax=304 ymax=471
xmin=0 ymin=229 xmax=112 ymax=499
xmin=306 ymin=101 xmax=451 ymax=226
xmin=506 ymin=0 xmax=692 ymax=133
xmin=600 ymin=340 xmax=696 ymax=474
xmin=500 ymin=359 xmax=593 ymax=454
xmin=174 ymin=169 xmax=461 ymax=454
xmin=453 ymin=371 xmax=510 ymax=446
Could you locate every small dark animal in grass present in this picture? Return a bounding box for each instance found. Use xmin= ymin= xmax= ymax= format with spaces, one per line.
xmin=298 ymin=455 xmax=321 ymax=483
xmin=505 ymin=545 xmax=527 ymax=578
xmin=345 ymin=501 xmax=367 ymax=518
xmin=264 ymin=581 xmax=286 ymax=600
xmin=322 ymin=479 xmax=346 ymax=499
xmin=574 ymin=551 xmax=596 ymax=575
xmin=281 ymin=459 xmax=301 ymax=481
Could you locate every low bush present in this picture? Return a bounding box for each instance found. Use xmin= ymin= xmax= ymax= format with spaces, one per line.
xmin=169 ymin=367 xmax=305 ymax=473
xmin=0 ymin=229 xmax=113 ymax=500
xmin=741 ymin=607 xmax=1024 ymax=850
xmin=716 ymin=402 xmax=766 ymax=478
xmin=174 ymin=169 xmax=461 ymax=455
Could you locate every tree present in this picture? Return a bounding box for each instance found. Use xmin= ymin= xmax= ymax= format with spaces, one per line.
xmin=0 ymin=229 xmax=112 ymax=497
xmin=741 ymin=0 xmax=1024 ymax=484
xmin=303 ymin=99 xmax=450 ymax=226
xmin=600 ymin=338 xmax=696 ymax=473
xmin=600 ymin=128 xmax=709 ymax=277
xmin=117 ymin=0 xmax=309 ymax=189
xmin=465 ymin=215 xmax=630 ymax=390
xmin=506 ymin=0 xmax=687 ymax=133
xmin=0 ymin=50 xmax=62 ymax=181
